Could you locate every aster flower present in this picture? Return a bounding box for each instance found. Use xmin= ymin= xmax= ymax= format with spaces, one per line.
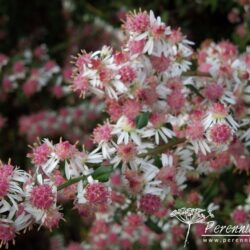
xmin=207 ymin=122 xmax=233 ymax=147
xmin=141 ymin=113 xmax=175 ymax=144
xmin=76 ymin=177 xmax=111 ymax=206
xmin=92 ymin=122 xmax=116 ymax=159
xmin=124 ymin=159 xmax=163 ymax=196
xmin=203 ymin=102 xmax=239 ymax=131
xmin=0 ymin=162 xmax=30 ymax=213
xmin=72 ymin=46 xmax=127 ymax=99
xmin=185 ymin=120 xmax=211 ymax=155
xmin=112 ymin=116 xmax=141 ymax=145
xmin=0 ymin=206 xmax=33 ymax=248
xmin=110 ymin=141 xmax=154 ymax=169
xmin=24 ymin=174 xmax=60 ymax=226
xmin=35 ymin=139 xmax=101 ymax=180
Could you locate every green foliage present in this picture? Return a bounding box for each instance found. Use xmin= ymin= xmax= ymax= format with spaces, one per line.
xmin=136 ymin=112 xmax=150 ymax=129
xmin=92 ymin=165 xmax=113 ymax=182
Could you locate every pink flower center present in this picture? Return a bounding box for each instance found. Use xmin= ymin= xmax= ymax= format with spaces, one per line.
xmin=72 ymin=75 xmax=89 ymax=94
xmin=150 ymin=54 xmax=170 ymax=72
xmin=204 ymin=83 xmax=224 ymax=101
xmin=119 ymin=66 xmax=136 ymax=83
xmin=139 ymin=193 xmax=161 ymax=214
xmin=150 ymin=113 xmax=165 ymax=128
xmin=122 ymin=99 xmax=141 ymax=120
xmin=186 ymin=121 xmax=204 ymax=140
xmin=0 ymin=224 xmax=16 ymax=242
xmin=117 ymin=142 xmax=137 ymax=162
xmin=209 ymin=123 xmax=232 ymax=144
xmin=0 ymin=164 xmax=13 ymax=198
xmin=30 ymin=184 xmax=55 ymax=209
xmin=85 ymin=183 xmax=109 ymax=205
xmin=43 ymin=209 xmax=62 ymax=230
xmin=167 ymin=91 xmax=185 ymax=113
xmin=128 ymin=40 xmax=146 ymax=55
xmin=93 ymin=124 xmax=112 ymax=143
xmin=55 ymin=141 xmax=76 ymax=160
xmin=125 ymin=12 xmax=150 ymax=33
xmin=125 ymin=170 xmax=143 ymax=194
xmin=232 ymin=209 xmax=248 ymax=224
xmin=30 ymin=143 xmax=50 ymax=165
xmin=99 ymin=67 xmax=113 ymax=83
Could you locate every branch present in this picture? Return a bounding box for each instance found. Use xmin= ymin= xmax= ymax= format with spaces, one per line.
xmin=138 ymin=137 xmax=186 ymax=157
xmin=57 ymin=175 xmax=88 ymax=191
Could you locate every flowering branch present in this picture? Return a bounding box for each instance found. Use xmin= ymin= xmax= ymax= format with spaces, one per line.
xmin=57 ymin=138 xmax=186 ymax=191
xmin=1 ymin=9 xmax=250 ymax=249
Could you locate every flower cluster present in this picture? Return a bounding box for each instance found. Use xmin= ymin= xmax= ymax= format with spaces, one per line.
xmin=19 ymin=100 xmax=103 ymax=145
xmin=0 ymin=44 xmax=71 ymax=101
xmin=0 ymin=9 xmax=249 ymax=249
xmin=227 ymin=0 xmax=250 ymax=43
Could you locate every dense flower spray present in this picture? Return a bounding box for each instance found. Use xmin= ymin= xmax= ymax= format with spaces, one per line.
xmin=0 ymin=9 xmax=250 ymax=249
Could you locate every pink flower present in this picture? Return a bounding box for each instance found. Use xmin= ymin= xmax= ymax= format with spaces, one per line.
xmin=22 ymin=79 xmax=38 ymax=97
xmin=139 ymin=193 xmax=161 ymax=214
xmin=72 ymin=75 xmax=89 ymax=96
xmin=122 ymin=99 xmax=141 ymax=119
xmin=186 ymin=121 xmax=205 ymax=140
xmin=67 ymin=242 xmax=84 ymax=250
xmin=119 ymin=65 xmax=136 ymax=83
xmin=150 ymin=54 xmax=170 ymax=72
xmin=93 ymin=124 xmax=112 ymax=144
xmin=12 ymin=60 xmax=25 ymax=74
xmin=30 ymin=184 xmax=55 ymax=209
xmin=203 ymin=83 xmax=224 ymax=101
xmin=128 ymin=39 xmax=146 ymax=55
xmin=208 ymin=123 xmax=232 ymax=145
xmin=167 ymin=90 xmax=185 ymax=114
xmin=85 ymin=183 xmax=110 ymax=205
xmin=0 ymin=223 xmax=16 ymax=248
xmin=28 ymin=143 xmax=51 ymax=166
xmin=232 ymin=208 xmax=249 ymax=224
xmin=124 ymin=11 xmax=150 ymax=33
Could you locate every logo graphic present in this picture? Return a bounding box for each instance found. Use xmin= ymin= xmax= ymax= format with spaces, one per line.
xmin=170 ymin=208 xmax=215 ymax=247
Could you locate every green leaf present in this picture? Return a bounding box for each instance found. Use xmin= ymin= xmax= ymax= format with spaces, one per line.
xmin=234 ymin=193 xmax=246 ymax=205
xmin=92 ymin=166 xmax=113 ymax=182
xmin=174 ymin=198 xmax=189 ymax=209
xmin=186 ymin=84 xmax=204 ymax=98
xmin=136 ymin=112 xmax=150 ymax=129
xmin=145 ymin=218 xmax=163 ymax=234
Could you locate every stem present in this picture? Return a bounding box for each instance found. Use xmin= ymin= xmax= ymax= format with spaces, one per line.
xmin=184 ymin=223 xmax=191 ymax=247
xmin=138 ymin=137 xmax=186 ymax=158
xmin=183 ymin=71 xmax=211 ymax=78
xmin=58 ymin=137 xmax=186 ymax=191
xmin=57 ymin=175 xmax=88 ymax=191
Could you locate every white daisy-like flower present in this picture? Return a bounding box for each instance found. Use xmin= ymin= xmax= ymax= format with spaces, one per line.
xmin=203 ymin=103 xmax=239 ymax=131
xmin=141 ymin=113 xmax=175 ymax=144
xmin=133 ymin=10 xmax=171 ymax=56
xmin=161 ymin=147 xmax=193 ymax=171
xmin=40 ymin=139 xmax=99 ymax=180
xmin=0 ymin=206 xmax=33 ymax=248
xmin=24 ymin=174 xmax=58 ymax=225
xmin=0 ymin=162 xmax=30 ymax=213
xmin=92 ymin=123 xmax=116 ymax=159
xmin=111 ymin=141 xmax=154 ymax=169
xmin=112 ymin=116 xmax=141 ymax=145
